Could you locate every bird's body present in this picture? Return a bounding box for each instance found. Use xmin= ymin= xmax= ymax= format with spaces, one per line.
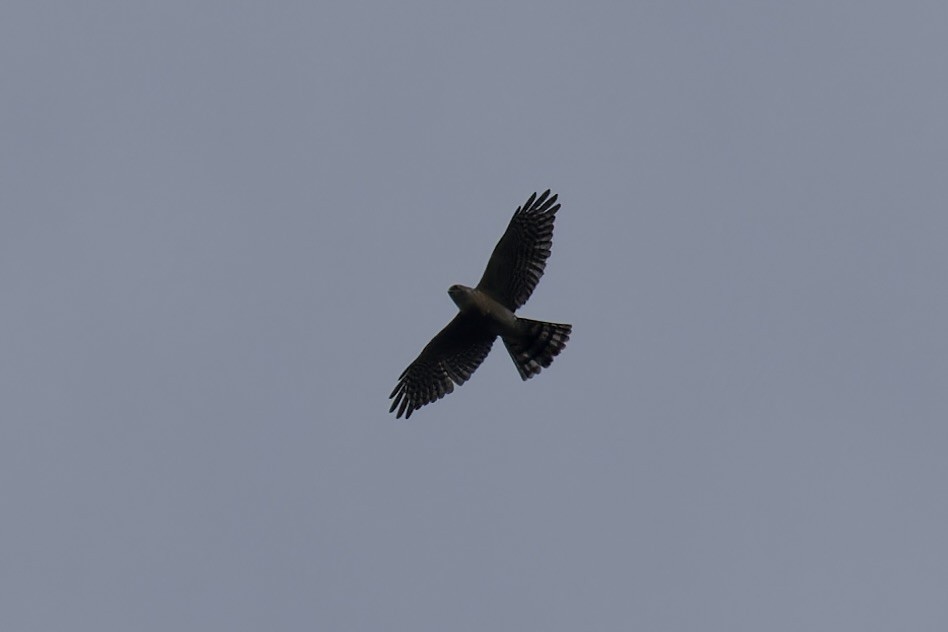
xmin=448 ymin=285 xmax=518 ymax=336
xmin=389 ymin=190 xmax=571 ymax=419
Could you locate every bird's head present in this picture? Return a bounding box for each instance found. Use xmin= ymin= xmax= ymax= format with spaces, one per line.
xmin=448 ymin=284 xmax=474 ymax=309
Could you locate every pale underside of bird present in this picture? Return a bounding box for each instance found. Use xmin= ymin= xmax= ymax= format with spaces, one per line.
xmin=389 ymin=190 xmax=572 ymax=419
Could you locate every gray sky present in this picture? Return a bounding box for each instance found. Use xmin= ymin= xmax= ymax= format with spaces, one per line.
xmin=2 ymin=1 xmax=947 ymax=630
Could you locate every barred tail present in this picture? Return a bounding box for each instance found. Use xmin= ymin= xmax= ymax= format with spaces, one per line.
xmin=503 ymin=318 xmax=572 ymax=381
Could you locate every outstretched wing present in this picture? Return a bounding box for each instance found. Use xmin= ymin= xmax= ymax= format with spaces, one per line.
xmin=389 ymin=313 xmax=496 ymax=419
xmin=475 ymin=190 xmax=560 ymax=311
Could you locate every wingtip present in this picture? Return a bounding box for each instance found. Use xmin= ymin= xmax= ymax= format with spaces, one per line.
xmin=524 ymin=189 xmax=558 ymax=214
xmin=519 ymin=191 xmax=538 ymax=213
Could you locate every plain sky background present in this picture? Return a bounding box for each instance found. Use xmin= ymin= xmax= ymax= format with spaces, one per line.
xmin=2 ymin=1 xmax=947 ymax=630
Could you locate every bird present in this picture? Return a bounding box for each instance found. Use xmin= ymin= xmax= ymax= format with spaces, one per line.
xmin=389 ymin=189 xmax=572 ymax=419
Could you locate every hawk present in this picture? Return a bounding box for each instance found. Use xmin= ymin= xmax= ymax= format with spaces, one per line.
xmin=389 ymin=190 xmax=572 ymax=419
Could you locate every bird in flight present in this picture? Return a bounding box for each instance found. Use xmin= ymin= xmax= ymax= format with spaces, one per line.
xmin=389 ymin=190 xmax=572 ymax=419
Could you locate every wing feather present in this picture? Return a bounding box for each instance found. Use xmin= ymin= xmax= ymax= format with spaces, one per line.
xmin=389 ymin=313 xmax=496 ymax=419
xmin=475 ymin=190 xmax=560 ymax=310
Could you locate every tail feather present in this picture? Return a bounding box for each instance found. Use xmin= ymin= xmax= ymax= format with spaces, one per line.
xmin=503 ymin=319 xmax=572 ymax=380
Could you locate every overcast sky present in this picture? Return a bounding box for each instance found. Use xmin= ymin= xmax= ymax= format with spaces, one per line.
xmin=2 ymin=1 xmax=947 ymax=630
